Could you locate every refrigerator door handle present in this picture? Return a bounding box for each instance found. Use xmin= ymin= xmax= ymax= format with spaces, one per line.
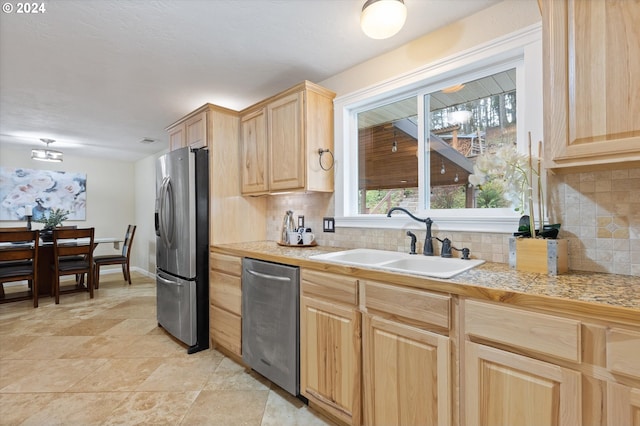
xmin=157 ymin=273 xmax=186 ymax=287
xmin=158 ymin=176 xmax=174 ymax=248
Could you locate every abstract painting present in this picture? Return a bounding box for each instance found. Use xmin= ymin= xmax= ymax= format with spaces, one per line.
xmin=0 ymin=167 xmax=87 ymax=221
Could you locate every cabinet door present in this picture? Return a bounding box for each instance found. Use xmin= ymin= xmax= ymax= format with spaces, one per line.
xmin=185 ymin=110 xmax=207 ymax=149
xmin=465 ymin=342 xmax=581 ymax=426
xmin=300 ymin=295 xmax=361 ymax=425
xmin=168 ymin=123 xmax=185 ymax=151
xmin=608 ymin=382 xmax=640 ymax=426
xmin=209 ymin=253 xmax=242 ymax=356
xmin=268 ymin=91 xmax=305 ymax=191
xmin=240 ymin=108 xmax=268 ymax=194
xmin=363 ymin=314 xmax=450 ymax=426
xmin=543 ymin=0 xmax=640 ymax=169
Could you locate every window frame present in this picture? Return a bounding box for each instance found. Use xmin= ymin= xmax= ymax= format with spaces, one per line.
xmin=333 ymin=23 xmax=542 ymax=233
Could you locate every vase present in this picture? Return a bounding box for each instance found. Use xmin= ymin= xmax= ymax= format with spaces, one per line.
xmin=41 ymin=229 xmax=54 ymax=242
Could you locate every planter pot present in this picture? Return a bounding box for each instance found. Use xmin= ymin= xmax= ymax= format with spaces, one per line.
xmin=40 ymin=229 xmax=54 ymax=242
xmin=509 ymin=237 xmax=568 ymax=275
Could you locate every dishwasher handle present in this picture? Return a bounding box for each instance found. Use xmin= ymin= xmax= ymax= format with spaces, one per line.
xmin=245 ymin=268 xmax=291 ymax=282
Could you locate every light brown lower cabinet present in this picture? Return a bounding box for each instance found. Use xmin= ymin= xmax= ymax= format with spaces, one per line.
xmin=464 ymin=341 xmax=582 ymax=426
xmin=608 ymin=382 xmax=640 ymax=425
xmin=209 ymin=252 xmax=242 ymax=357
xmin=300 ymin=269 xmax=361 ymax=426
xmin=362 ymin=314 xmax=451 ymax=426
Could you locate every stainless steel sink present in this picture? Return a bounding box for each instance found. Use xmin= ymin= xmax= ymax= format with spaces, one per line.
xmin=310 ymin=248 xmax=484 ymax=279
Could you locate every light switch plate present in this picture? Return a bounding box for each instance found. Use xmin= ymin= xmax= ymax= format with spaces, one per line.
xmin=297 ymin=215 xmax=304 ymax=229
xmin=323 ymin=217 xmax=335 ymax=233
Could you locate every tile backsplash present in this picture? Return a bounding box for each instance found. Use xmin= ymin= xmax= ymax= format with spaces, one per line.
xmin=266 ymin=167 xmax=640 ymax=277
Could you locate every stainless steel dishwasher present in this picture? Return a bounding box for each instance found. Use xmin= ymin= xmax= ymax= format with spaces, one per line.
xmin=242 ymin=257 xmax=300 ymax=396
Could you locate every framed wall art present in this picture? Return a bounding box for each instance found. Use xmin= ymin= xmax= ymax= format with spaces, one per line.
xmin=0 ymin=167 xmax=87 ymax=221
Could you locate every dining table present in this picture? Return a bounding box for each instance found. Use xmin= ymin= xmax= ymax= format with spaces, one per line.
xmin=0 ymin=237 xmax=122 ymax=297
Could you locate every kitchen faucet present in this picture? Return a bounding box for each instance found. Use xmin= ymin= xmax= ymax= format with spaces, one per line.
xmin=387 ymin=207 xmax=434 ymax=256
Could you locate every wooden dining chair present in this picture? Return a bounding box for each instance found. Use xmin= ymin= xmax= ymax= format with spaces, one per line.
xmin=94 ymin=225 xmax=136 ymax=288
xmin=0 ymin=227 xmax=33 ymax=292
xmin=51 ymin=227 xmax=94 ymax=304
xmin=0 ymin=230 xmax=40 ymax=307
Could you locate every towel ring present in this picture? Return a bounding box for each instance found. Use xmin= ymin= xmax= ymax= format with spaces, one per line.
xmin=318 ymin=148 xmax=334 ymax=171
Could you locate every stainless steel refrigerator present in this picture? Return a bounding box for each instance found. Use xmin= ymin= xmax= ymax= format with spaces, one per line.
xmin=155 ymin=146 xmax=209 ymax=354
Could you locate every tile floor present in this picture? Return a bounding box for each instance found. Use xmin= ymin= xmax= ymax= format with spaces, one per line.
xmin=0 ymin=273 xmax=335 ymax=426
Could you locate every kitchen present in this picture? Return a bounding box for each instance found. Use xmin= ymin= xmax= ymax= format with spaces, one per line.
xmin=1 ymin=0 xmax=639 ymax=425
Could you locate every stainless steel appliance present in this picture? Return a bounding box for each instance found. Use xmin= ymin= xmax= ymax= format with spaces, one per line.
xmin=155 ymin=146 xmax=209 ymax=354
xmin=242 ymin=258 xmax=300 ymax=396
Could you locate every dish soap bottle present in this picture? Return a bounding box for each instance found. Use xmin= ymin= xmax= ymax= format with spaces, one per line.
xmin=281 ymin=210 xmax=295 ymax=244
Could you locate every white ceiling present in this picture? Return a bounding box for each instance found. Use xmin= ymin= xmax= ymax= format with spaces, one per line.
xmin=0 ymin=0 xmax=499 ymax=162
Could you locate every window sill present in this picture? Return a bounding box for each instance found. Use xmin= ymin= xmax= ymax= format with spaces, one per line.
xmin=335 ymin=215 xmax=521 ymax=234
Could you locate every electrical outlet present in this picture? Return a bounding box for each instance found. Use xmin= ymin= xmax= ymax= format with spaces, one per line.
xmin=297 ymin=215 xmax=305 ymax=229
xmin=323 ymin=217 xmax=335 ymax=233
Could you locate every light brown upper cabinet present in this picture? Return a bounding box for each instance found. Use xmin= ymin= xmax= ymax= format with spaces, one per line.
xmin=166 ymin=104 xmax=234 ymax=151
xmin=240 ymin=108 xmax=268 ymax=194
xmin=543 ymin=0 xmax=640 ymax=171
xmin=240 ymin=81 xmax=336 ymax=195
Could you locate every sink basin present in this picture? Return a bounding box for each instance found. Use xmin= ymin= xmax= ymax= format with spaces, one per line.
xmin=378 ymin=257 xmax=485 ymax=278
xmin=310 ymin=248 xmax=406 ymax=265
xmin=310 ymin=248 xmax=484 ymax=279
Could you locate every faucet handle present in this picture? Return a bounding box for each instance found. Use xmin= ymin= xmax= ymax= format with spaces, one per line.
xmin=451 ymin=246 xmax=471 ymax=260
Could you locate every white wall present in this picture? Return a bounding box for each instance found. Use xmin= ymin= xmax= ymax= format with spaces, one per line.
xmin=134 ymin=149 xmax=167 ymax=276
xmin=320 ymin=0 xmax=541 ymax=97
xmin=0 ymin=144 xmax=135 ymax=260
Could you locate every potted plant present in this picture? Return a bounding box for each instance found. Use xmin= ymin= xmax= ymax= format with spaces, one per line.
xmin=36 ymin=208 xmax=70 ymax=241
xmin=468 ymin=136 xmax=566 ymax=274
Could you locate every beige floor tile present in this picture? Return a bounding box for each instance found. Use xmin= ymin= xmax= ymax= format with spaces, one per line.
xmin=1 ymin=358 xmax=107 ymax=392
xmin=69 ymin=357 xmax=166 ymax=392
xmin=261 ymin=387 xmax=335 ymax=426
xmin=204 ymin=357 xmax=271 ymax=391
xmin=180 ymin=390 xmax=269 ymax=425
xmin=0 ymin=335 xmax=35 ymax=359
xmin=0 ymin=392 xmax=58 ymax=425
xmin=136 ymin=355 xmax=223 ymax=391
xmin=0 ymin=318 xmax=81 ymax=336
xmin=0 ymin=273 xmax=327 ymax=425
xmin=101 ymin=318 xmax=159 ymax=335
xmin=19 ymin=392 xmax=131 ymax=426
xmin=54 ymin=317 xmax=125 ymax=336
xmin=8 ymin=335 xmax=93 ymax=359
xmin=91 ymin=297 xmax=156 ymax=320
xmin=101 ymin=391 xmax=200 ymax=426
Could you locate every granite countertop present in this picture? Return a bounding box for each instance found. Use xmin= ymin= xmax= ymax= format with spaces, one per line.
xmin=212 ymin=241 xmax=640 ymax=323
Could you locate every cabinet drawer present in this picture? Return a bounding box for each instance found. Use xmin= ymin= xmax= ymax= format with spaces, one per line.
xmin=301 ymin=269 xmax=358 ymax=306
xmin=210 ymin=270 xmax=241 ymax=315
xmin=607 ymin=328 xmax=640 ymax=379
xmin=210 ymin=252 xmax=242 ymax=276
xmin=363 ymin=280 xmax=450 ymax=330
xmin=464 ymin=299 xmax=581 ymax=362
xmin=210 ymin=304 xmax=241 ymax=356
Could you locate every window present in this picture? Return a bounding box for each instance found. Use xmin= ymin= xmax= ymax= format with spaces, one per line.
xmin=334 ymin=25 xmax=542 ymax=233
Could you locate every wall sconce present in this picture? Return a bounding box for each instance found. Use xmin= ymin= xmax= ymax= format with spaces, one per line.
xmin=32 ymin=138 xmax=63 ymax=162
xmin=392 ymin=131 xmax=398 ymax=153
xmin=361 ymin=0 xmax=407 ymax=40
xmin=440 ymin=160 xmax=446 ymax=175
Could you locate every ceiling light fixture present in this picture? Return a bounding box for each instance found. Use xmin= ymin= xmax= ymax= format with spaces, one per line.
xmin=442 ymin=83 xmax=465 ymax=94
xmin=32 ymin=138 xmax=63 ymax=162
xmin=360 ymin=0 xmax=407 ymax=40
